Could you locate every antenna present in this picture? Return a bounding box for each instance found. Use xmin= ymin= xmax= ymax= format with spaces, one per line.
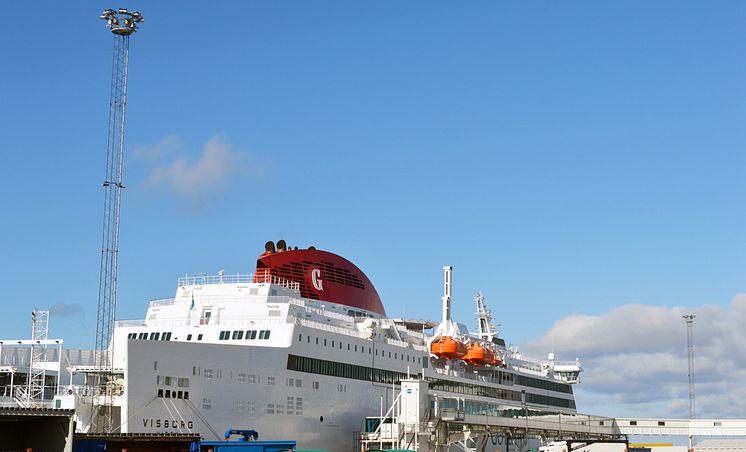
xmin=94 ymin=7 xmax=143 ymax=434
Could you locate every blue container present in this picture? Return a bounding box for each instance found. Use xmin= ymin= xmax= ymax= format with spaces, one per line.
xmin=200 ymin=440 xmax=297 ymax=452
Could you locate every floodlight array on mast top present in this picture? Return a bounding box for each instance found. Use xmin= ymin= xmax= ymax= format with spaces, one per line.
xmin=100 ymin=8 xmax=144 ymax=36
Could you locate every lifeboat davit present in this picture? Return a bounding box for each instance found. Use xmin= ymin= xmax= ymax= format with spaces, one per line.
xmin=462 ymin=342 xmax=496 ymax=366
xmin=430 ymin=335 xmax=467 ymax=359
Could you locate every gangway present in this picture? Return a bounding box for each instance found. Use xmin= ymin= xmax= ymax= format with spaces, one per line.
xmin=360 ymin=379 xmax=746 ymax=452
xmin=615 ymin=418 xmax=746 ymax=437
xmin=359 ymin=379 xmax=621 ymax=452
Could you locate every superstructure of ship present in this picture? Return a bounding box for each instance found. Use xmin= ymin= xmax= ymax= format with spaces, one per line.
xmin=0 ymin=241 xmax=582 ymax=452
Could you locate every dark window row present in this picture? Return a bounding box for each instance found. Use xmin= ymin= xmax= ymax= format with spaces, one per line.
xmin=526 ymin=392 xmax=575 ymax=409
xmin=514 ymin=374 xmax=573 ymax=394
xmin=287 ymin=354 xmax=414 ymax=385
xmin=157 ymin=388 xmax=189 ymax=399
xmin=128 ymin=332 xmax=172 ymax=341
xmin=219 ymin=329 xmax=270 ymax=340
xmin=297 ymin=334 xmax=423 ymax=365
xmin=428 ymin=378 xmax=575 ymax=410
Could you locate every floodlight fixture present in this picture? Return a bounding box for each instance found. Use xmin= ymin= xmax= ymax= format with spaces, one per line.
xmin=101 ymin=8 xmax=144 ymax=36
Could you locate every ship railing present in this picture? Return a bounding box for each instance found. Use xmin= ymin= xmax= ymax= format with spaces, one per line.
xmin=384 ymin=337 xmax=410 ymax=348
xmin=288 ymin=299 xmax=357 ymax=322
xmin=117 ymin=315 xmax=289 ymax=328
xmin=177 ymin=272 xmax=300 ymax=290
xmin=148 ymin=298 xmax=175 ymax=307
xmin=431 ymin=366 xmax=505 ymax=385
xmin=296 ymin=318 xmax=367 ymax=338
xmin=116 ymin=319 xmax=146 ymax=327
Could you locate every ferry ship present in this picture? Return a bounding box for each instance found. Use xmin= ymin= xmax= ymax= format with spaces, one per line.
xmin=4 ymin=241 xmax=582 ymax=452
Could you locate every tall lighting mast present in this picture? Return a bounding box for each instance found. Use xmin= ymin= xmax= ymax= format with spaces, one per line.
xmin=682 ymin=314 xmax=696 ymax=420
xmin=94 ymin=8 xmax=143 ymax=433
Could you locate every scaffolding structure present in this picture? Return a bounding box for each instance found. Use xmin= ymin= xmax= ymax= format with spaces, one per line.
xmin=26 ymin=310 xmax=49 ymax=406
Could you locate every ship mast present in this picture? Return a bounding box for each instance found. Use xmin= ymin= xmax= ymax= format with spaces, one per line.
xmin=434 ymin=266 xmax=458 ymax=337
xmin=474 ymin=292 xmax=498 ymax=342
xmin=93 ymin=8 xmax=143 ymax=434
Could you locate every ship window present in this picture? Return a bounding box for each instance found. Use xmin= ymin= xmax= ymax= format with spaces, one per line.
xmin=138 ymin=333 xmax=147 ymax=340
xmin=187 ymin=334 xmax=192 ymax=341
xmin=339 ymin=341 xmax=342 ymax=349
xmin=369 ymin=348 xmax=372 ymax=354
xmin=127 ymin=333 xmax=134 ymax=339
xmin=165 ymin=376 xmax=173 ymax=386
xmin=630 ymin=421 xmax=637 ymax=426
xmin=324 ymin=339 xmax=327 ymax=346
xmin=246 ymin=330 xmax=257 ymax=339
xmin=407 ymin=355 xmax=410 ymax=362
xmin=296 ymin=379 xmax=302 ymax=388
xmin=395 ymin=353 xmax=397 ymax=359
xmin=347 ymin=344 xmax=350 ymax=350
xmin=178 ymin=378 xmax=189 ymax=387
xmin=259 ymin=330 xmax=271 ymax=340
xmin=316 ymin=337 xmax=319 ymax=345
xmin=149 ymin=332 xmax=157 ymax=340
xmin=388 ymin=352 xmax=391 ymax=358
xmin=232 ymin=330 xmax=244 ymax=340
xmin=298 ymin=334 xmax=302 ymax=341
xmin=162 ymin=332 xmax=172 ymax=341
xmin=198 ymin=334 xmax=203 ymax=340
xmin=192 ymin=366 xmax=197 ymax=376
xmin=658 ymin=421 xmax=665 ymax=426
xmin=307 ymin=336 xmax=310 ymax=343
xmin=354 ymin=345 xmax=358 ymax=352
xmin=157 ymin=375 xmax=164 ymax=385
xmin=375 ymin=350 xmax=378 ymax=356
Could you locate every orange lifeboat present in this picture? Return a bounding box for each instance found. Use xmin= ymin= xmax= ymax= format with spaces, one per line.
xmin=462 ymin=342 xmax=496 ymax=366
xmin=430 ymin=335 xmax=467 ymax=359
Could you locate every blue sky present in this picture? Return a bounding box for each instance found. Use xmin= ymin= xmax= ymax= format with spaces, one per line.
xmin=1 ymin=2 xmax=745 ymax=420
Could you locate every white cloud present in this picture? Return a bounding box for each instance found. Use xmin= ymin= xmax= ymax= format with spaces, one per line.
xmin=521 ymin=294 xmax=746 ymax=419
xmin=136 ymin=134 xmax=266 ymax=210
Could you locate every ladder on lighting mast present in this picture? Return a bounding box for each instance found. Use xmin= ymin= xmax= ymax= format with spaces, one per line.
xmin=94 ymin=8 xmax=143 ymax=434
